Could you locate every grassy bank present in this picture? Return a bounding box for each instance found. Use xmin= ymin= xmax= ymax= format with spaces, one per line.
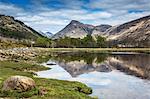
xmin=0 ymin=61 xmax=93 ymax=99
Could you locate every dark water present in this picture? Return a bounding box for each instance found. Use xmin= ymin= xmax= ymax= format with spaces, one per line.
xmin=37 ymin=52 xmax=150 ymax=99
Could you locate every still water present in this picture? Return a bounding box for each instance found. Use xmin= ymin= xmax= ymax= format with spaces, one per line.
xmin=37 ymin=52 xmax=150 ymax=99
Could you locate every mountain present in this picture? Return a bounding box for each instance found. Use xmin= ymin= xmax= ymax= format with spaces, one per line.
xmin=52 ymin=20 xmax=112 ymax=39
xmin=53 ymin=15 xmax=150 ymax=47
xmin=39 ymin=31 xmax=53 ymax=38
xmin=107 ymin=15 xmax=150 ymax=47
xmin=0 ymin=14 xmax=42 ymax=40
xmin=52 ymin=20 xmax=95 ymax=39
xmin=45 ymin=32 xmax=53 ymax=38
xmin=2 ymin=14 xmax=148 ymax=47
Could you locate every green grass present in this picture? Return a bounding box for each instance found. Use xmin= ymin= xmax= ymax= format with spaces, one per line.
xmin=0 ymin=61 xmax=93 ymax=99
xmin=0 ymin=88 xmax=39 ymax=98
xmin=0 ymin=61 xmax=49 ymax=80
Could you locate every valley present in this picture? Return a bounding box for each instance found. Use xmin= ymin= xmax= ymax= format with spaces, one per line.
xmin=0 ymin=8 xmax=150 ymax=99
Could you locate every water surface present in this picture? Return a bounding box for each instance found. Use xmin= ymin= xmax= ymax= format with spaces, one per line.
xmin=37 ymin=52 xmax=150 ymax=99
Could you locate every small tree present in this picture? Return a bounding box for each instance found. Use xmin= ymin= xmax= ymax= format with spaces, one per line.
xmin=96 ymin=36 xmax=106 ymax=48
xmin=81 ymin=35 xmax=96 ymax=48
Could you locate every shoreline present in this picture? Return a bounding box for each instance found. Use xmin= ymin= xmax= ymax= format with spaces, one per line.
xmin=0 ymin=47 xmax=94 ymax=99
xmin=37 ymin=47 xmax=150 ymax=54
xmin=1 ymin=47 xmax=149 ymax=61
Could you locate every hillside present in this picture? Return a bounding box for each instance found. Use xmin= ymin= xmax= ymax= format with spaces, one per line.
xmin=107 ymin=15 xmax=150 ymax=47
xmin=92 ymin=24 xmax=112 ymax=36
xmin=0 ymin=15 xmax=42 ymax=40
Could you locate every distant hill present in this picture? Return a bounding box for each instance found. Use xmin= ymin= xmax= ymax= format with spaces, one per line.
xmin=0 ymin=14 xmax=42 ymax=40
xmin=39 ymin=31 xmax=53 ymax=38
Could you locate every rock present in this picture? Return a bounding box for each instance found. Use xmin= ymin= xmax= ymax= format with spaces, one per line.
xmin=46 ymin=63 xmax=56 ymax=65
xmin=38 ymin=87 xmax=48 ymax=96
xmin=2 ymin=76 xmax=36 ymax=91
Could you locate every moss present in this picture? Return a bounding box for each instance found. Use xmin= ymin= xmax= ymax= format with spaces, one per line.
xmin=0 ymin=61 xmax=93 ymax=99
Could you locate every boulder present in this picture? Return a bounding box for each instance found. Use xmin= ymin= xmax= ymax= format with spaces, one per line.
xmin=2 ymin=76 xmax=36 ymax=91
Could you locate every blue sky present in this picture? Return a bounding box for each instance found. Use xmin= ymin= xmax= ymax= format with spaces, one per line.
xmin=0 ymin=0 xmax=150 ymax=33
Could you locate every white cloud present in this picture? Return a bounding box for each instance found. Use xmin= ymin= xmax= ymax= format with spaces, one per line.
xmin=0 ymin=2 xmax=23 ymax=16
xmin=0 ymin=0 xmax=150 ymax=33
xmin=39 ymin=9 xmax=112 ymax=20
xmin=15 ymin=9 xmax=112 ymax=33
xmin=91 ymin=11 xmax=150 ymax=26
xmin=89 ymin=0 xmax=150 ymax=11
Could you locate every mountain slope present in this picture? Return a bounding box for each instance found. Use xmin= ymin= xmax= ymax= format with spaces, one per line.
xmin=0 ymin=14 xmax=42 ymax=40
xmin=92 ymin=24 xmax=112 ymax=36
xmin=107 ymin=15 xmax=150 ymax=47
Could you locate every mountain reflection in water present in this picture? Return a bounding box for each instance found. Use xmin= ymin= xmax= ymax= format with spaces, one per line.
xmin=37 ymin=52 xmax=150 ymax=99
xmin=48 ymin=52 xmax=150 ymax=79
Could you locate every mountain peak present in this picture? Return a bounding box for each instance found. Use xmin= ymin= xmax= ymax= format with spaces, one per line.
xmin=52 ymin=20 xmax=91 ymax=39
xmin=69 ymin=20 xmax=83 ymax=26
xmin=70 ymin=20 xmax=80 ymax=23
xmin=96 ymin=24 xmax=112 ymax=27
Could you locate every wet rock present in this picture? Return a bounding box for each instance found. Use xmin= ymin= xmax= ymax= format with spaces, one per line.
xmin=2 ymin=76 xmax=36 ymax=92
xmin=46 ymin=63 xmax=56 ymax=65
